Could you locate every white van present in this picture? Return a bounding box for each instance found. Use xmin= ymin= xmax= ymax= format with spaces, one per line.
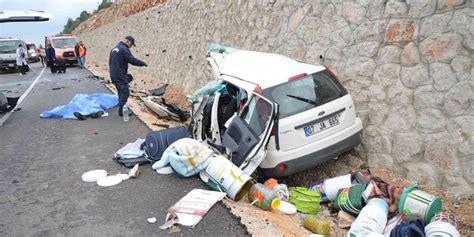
xmin=190 ymin=45 xmax=363 ymax=178
xmin=0 ymin=38 xmax=26 ymax=71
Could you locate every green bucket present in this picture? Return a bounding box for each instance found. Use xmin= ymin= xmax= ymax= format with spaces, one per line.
xmin=398 ymin=185 xmax=442 ymax=224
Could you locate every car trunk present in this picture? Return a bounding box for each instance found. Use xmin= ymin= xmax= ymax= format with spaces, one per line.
xmin=263 ymin=70 xmax=354 ymax=151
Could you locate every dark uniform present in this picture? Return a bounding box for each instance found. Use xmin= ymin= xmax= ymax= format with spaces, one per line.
xmin=109 ymin=41 xmax=146 ymax=113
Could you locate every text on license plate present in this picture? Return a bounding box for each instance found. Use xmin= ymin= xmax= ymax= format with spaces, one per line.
xmin=304 ymin=113 xmax=341 ymax=137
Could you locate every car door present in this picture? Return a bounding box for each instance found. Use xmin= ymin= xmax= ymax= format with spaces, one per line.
xmin=221 ymin=92 xmax=278 ymax=175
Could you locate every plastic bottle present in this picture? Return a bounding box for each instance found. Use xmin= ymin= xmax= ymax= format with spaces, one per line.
xmin=248 ymin=183 xmax=281 ymax=211
xmin=123 ymin=105 xmax=129 ymax=122
xmin=302 ymin=214 xmax=331 ymax=236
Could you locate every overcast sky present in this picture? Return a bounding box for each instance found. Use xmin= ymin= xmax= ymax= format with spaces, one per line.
xmin=0 ymin=0 xmax=100 ymax=45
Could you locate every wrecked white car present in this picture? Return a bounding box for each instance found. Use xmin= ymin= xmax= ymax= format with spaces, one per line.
xmin=189 ymin=45 xmax=363 ymax=179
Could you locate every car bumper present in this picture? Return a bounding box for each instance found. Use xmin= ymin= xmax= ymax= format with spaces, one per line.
xmin=260 ymin=121 xmax=362 ymax=178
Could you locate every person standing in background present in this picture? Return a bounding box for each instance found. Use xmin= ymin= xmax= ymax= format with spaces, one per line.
xmin=37 ymin=44 xmax=45 ymax=67
xmin=16 ymin=44 xmax=28 ymax=75
xmin=109 ymin=36 xmax=147 ymax=117
xmin=79 ymin=41 xmax=87 ymax=66
xmin=74 ymin=43 xmax=85 ymax=68
xmin=46 ymin=44 xmax=56 ymax=73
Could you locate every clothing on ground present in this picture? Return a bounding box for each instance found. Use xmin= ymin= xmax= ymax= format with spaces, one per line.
xmin=40 ymin=93 xmax=118 ymax=119
xmin=114 ymin=138 xmax=145 ymax=159
xmin=152 ymin=138 xmax=214 ymax=177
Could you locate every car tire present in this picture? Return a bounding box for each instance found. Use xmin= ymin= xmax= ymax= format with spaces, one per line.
xmin=255 ymin=167 xmax=269 ymax=183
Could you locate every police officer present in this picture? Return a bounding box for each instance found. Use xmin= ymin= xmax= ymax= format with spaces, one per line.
xmin=109 ymin=36 xmax=147 ymax=116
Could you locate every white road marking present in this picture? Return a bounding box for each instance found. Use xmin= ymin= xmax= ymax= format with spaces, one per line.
xmin=0 ymin=66 xmax=46 ymax=126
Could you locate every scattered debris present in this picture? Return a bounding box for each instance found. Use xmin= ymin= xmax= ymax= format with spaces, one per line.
xmin=147 ymin=217 xmax=157 ymax=224
xmin=81 ymin=169 xmax=107 ymax=182
xmin=97 ymin=175 xmax=122 ymax=187
xmin=128 ymin=164 xmax=140 ymax=178
xmin=337 ymin=210 xmax=355 ymax=229
xmin=160 ymin=189 xmax=226 ymax=228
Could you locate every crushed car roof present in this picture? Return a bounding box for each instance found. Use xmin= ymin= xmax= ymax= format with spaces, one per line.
xmin=209 ymin=48 xmax=325 ymax=89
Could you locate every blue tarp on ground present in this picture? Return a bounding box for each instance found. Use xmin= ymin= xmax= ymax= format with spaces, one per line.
xmin=40 ymin=93 xmax=118 ymax=119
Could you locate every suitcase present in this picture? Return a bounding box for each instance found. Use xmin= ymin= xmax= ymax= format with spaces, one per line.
xmin=144 ymin=127 xmax=189 ymax=162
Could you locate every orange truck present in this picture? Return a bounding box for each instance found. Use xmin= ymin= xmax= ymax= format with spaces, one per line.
xmin=45 ymin=34 xmax=78 ymax=66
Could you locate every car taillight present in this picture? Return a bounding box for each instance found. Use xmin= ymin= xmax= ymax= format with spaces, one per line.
xmin=288 ymin=73 xmax=307 ymax=81
xmin=278 ymin=164 xmax=287 ymax=172
xmin=324 ymin=66 xmax=340 ymax=82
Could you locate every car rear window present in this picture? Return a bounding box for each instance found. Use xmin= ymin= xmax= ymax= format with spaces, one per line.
xmin=263 ymin=70 xmax=347 ymax=119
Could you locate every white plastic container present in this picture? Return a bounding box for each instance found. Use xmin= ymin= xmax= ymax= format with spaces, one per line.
xmin=348 ymin=198 xmax=388 ymax=236
xmin=425 ymin=221 xmax=460 ymax=237
xmin=323 ymin=174 xmax=352 ymax=201
xmin=205 ymin=156 xmax=252 ymax=201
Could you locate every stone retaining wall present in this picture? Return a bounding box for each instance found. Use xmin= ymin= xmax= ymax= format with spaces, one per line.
xmin=79 ymin=0 xmax=473 ymax=198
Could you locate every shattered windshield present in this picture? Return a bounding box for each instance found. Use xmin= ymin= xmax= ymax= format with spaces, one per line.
xmin=52 ymin=38 xmax=77 ymax=48
xmin=241 ymin=94 xmax=273 ymax=137
xmin=0 ymin=40 xmax=21 ymax=54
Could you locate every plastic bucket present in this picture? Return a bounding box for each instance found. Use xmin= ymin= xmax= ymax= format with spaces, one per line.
xmin=323 ymin=174 xmax=352 ymax=201
xmin=349 ymin=198 xmax=388 ymax=235
xmin=205 ymin=156 xmax=253 ymax=201
xmin=425 ymin=221 xmax=460 ymax=237
xmin=398 ymin=186 xmax=442 ymax=223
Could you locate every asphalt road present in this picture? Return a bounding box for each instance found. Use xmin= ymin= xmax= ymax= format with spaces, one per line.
xmin=0 ymin=62 xmax=247 ymax=236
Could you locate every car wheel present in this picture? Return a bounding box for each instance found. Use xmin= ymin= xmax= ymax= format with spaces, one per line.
xmin=254 ymin=168 xmax=268 ymax=183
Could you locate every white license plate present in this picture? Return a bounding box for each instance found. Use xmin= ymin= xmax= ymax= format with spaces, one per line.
xmin=8 ymin=64 xmax=14 ymax=67
xmin=304 ymin=113 xmax=341 ymax=137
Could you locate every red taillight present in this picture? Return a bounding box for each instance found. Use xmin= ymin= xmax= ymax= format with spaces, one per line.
xmin=278 ymin=164 xmax=287 ymax=172
xmin=288 ymin=73 xmax=307 ymax=81
xmin=254 ymin=85 xmax=263 ymax=94
xmin=324 ymin=66 xmax=340 ymax=82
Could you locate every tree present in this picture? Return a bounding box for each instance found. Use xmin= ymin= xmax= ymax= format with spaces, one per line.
xmin=61 ymin=0 xmax=112 ymax=34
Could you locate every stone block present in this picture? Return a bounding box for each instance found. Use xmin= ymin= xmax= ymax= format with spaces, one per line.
xmin=450 ymin=8 xmax=473 ymax=51
xmin=385 ymin=19 xmax=418 ymax=43
xmin=367 ymin=153 xmax=398 ymax=169
xmin=330 ymin=26 xmax=353 ymax=48
xmin=378 ymin=45 xmax=402 ymax=64
xmin=368 ymin=83 xmax=386 ymax=102
xmin=451 ymin=55 xmax=472 ymax=81
xmin=338 ymin=210 xmax=355 ymax=228
xmin=373 ymin=64 xmax=400 ymax=87
xmin=442 ymin=175 xmax=473 ymax=199
xmin=424 ymin=132 xmax=457 ymax=171
xmin=420 ymin=33 xmax=464 ymax=62
xmin=366 ymin=0 xmax=385 ymax=20
xmin=384 ymin=1 xmax=408 ymax=17
xmin=400 ymin=42 xmax=420 ymax=66
xmin=405 ymin=162 xmax=442 ymax=187
xmin=401 ymin=64 xmax=430 ymax=88
xmin=383 ymin=105 xmax=416 ymax=132
xmin=437 ymin=0 xmax=466 ymax=12
xmin=386 ymin=79 xmax=414 ymax=105
xmin=462 ymin=158 xmax=474 ymax=183
xmin=393 ymin=132 xmax=424 ymax=163
xmin=357 ymin=41 xmax=380 ymax=58
xmin=368 ymin=103 xmax=390 ymax=125
xmin=363 ymin=125 xmax=392 ymax=154
xmin=342 ymin=2 xmax=366 ymax=25
xmin=447 ymin=115 xmax=474 ymax=156
xmin=354 ymin=20 xmax=383 ymax=42
xmin=444 ymin=81 xmax=474 ymax=116
xmin=430 ymin=62 xmax=458 ymax=92
xmin=417 ymin=108 xmax=447 ymax=133
xmin=345 ymin=57 xmax=377 ymax=80
xmin=289 ymin=8 xmax=305 ymax=32
xmin=414 ymin=85 xmax=444 ymax=109
xmin=407 ymin=0 xmax=437 ymax=18
xmin=419 ymin=12 xmax=452 ymax=39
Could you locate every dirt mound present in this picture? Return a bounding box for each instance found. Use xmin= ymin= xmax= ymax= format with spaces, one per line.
xmin=73 ymin=0 xmax=165 ymax=35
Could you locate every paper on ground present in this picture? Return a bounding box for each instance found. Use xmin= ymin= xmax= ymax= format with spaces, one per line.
xmin=167 ymin=189 xmax=226 ymax=227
